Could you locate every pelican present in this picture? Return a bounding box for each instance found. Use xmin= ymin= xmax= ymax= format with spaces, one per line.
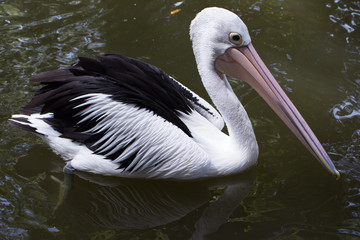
xmin=10 ymin=7 xmax=340 ymax=179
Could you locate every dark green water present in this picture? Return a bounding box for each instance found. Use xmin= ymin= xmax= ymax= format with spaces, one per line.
xmin=0 ymin=0 xmax=359 ymax=239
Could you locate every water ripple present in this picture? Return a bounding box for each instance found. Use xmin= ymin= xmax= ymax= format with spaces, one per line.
xmin=331 ymin=96 xmax=360 ymax=121
xmin=327 ymin=0 xmax=360 ymax=36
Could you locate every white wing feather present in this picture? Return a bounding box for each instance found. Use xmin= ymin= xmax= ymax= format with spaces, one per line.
xmin=170 ymin=77 xmax=224 ymax=130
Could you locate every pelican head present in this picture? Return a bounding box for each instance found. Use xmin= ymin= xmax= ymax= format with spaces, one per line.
xmin=191 ymin=7 xmax=340 ymax=179
xmin=190 ymin=7 xmax=251 ymax=57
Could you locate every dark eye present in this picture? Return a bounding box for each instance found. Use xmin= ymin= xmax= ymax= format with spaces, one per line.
xmin=229 ymin=32 xmax=242 ymax=45
xmin=232 ymin=35 xmax=240 ymax=41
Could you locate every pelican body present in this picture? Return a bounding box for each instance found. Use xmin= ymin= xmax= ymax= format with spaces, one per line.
xmin=10 ymin=7 xmax=340 ymax=179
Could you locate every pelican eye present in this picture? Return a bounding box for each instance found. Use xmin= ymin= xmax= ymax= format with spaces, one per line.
xmin=229 ymin=32 xmax=242 ymax=45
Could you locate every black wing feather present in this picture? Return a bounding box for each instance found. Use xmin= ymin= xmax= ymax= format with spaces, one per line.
xmin=16 ymin=54 xmax=205 ymax=168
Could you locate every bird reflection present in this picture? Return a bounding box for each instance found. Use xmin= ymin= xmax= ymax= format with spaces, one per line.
xmin=191 ymin=175 xmax=254 ymax=240
xmin=55 ymin=170 xmax=255 ymax=239
xmin=67 ymin=173 xmax=210 ymax=230
xmin=15 ymin=144 xmax=254 ymax=238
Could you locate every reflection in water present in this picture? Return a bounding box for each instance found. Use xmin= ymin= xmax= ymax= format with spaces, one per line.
xmin=66 ymin=174 xmax=209 ymax=230
xmin=13 ymin=139 xmax=256 ymax=239
xmin=191 ymin=177 xmax=254 ymax=240
xmin=53 ymin=171 xmax=254 ymax=239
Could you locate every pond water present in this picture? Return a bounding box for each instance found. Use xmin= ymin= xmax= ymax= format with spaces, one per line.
xmin=0 ymin=0 xmax=359 ymax=239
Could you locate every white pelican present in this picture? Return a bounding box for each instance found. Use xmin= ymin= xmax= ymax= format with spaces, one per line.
xmin=10 ymin=7 xmax=340 ymax=179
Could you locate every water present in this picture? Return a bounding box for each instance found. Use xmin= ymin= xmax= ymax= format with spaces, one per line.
xmin=0 ymin=0 xmax=359 ymax=239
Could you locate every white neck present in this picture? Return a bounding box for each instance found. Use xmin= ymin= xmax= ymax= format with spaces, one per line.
xmin=187 ymin=7 xmax=258 ymax=176
xmin=189 ymin=13 xmax=259 ymax=174
xmin=193 ymin=44 xmax=257 ymax=149
xmin=195 ymin=56 xmax=258 ymax=175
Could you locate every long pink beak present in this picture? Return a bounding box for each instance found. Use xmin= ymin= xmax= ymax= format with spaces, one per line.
xmin=215 ymin=43 xmax=340 ymax=179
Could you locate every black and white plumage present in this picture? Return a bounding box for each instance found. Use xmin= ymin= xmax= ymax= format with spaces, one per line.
xmin=11 ymin=54 xmax=227 ymax=179
xmin=10 ymin=7 xmax=340 ymax=179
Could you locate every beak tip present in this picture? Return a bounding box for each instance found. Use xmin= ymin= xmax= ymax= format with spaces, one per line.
xmin=335 ymin=170 xmax=341 ymax=180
